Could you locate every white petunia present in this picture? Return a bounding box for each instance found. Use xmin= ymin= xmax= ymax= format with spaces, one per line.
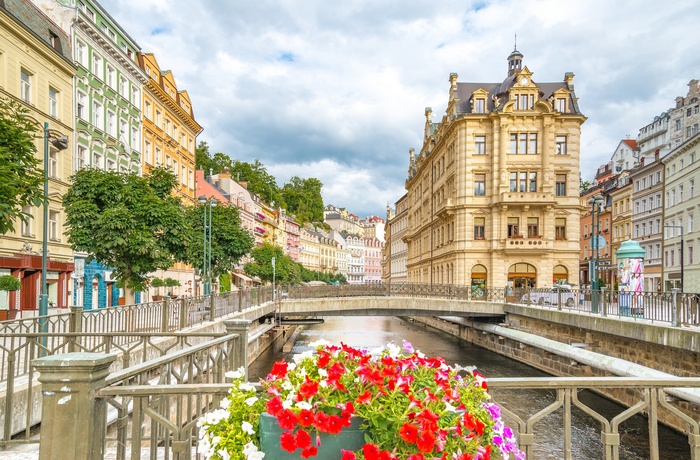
xmin=241 ymin=421 xmax=255 ymax=435
xmin=282 ymin=399 xmax=293 ymax=409
xmin=219 ymin=398 xmax=231 ymax=409
xmin=217 ymin=449 xmax=231 ymax=460
xmin=245 ymin=396 xmax=259 ymax=406
xmin=296 ymin=401 xmax=312 ymax=410
xmin=242 ymin=441 xmax=265 ymax=459
xmin=225 ymin=367 xmax=246 ymax=379
xmin=309 ymin=339 xmax=330 ymax=348
xmin=281 ymin=380 xmax=293 ymax=391
xmin=239 ymin=383 xmax=256 ymax=392
xmin=443 ymin=401 xmax=457 ymax=412
xmin=318 ymin=368 xmax=328 ymax=377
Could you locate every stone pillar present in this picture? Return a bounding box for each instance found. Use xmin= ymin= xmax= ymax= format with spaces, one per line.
xmin=33 ymin=353 xmax=116 ymax=460
xmin=224 ymin=319 xmax=251 ymax=378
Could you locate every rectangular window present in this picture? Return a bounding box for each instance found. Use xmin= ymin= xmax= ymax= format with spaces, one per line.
xmin=510 ymin=133 xmax=537 ymax=154
xmin=690 ymin=246 xmax=694 ymax=264
xmin=556 ymin=174 xmax=566 ymax=196
xmin=77 ymin=145 xmax=87 ymax=170
xmin=144 ymin=140 xmax=151 ymax=164
xmin=556 ymin=136 xmax=567 ymax=155
xmin=520 ymin=94 xmax=528 ymax=110
xmin=106 ymin=110 xmax=116 ymax=136
xmin=475 ymin=135 xmax=486 ymax=154
xmin=555 ymin=218 xmax=566 ymax=240
xmin=92 ymin=150 xmax=102 ymax=168
xmin=181 ymin=165 xmax=186 ymax=185
xmin=107 ymin=159 xmax=115 ymax=171
xmin=529 ymin=172 xmax=537 ymax=192
xmin=527 ymin=217 xmax=539 ymax=237
xmin=474 ymin=98 xmax=485 ymax=114
xmin=474 ymin=174 xmax=486 ymax=196
xmin=519 ymin=133 xmax=527 ymax=154
xmin=92 ymin=53 xmax=102 ymax=79
xmin=76 ymin=41 xmax=87 ymax=66
xmin=131 ymin=87 xmax=140 ymax=108
xmin=48 ymin=87 xmax=58 ymax=118
xmin=119 ymin=119 xmax=127 ymax=138
xmin=144 ymin=100 xmax=151 ymax=119
xmin=474 ymin=217 xmax=485 ymax=239
xmin=172 ymin=159 xmax=178 ymax=181
xmin=106 ymin=65 xmax=115 ymax=88
xmin=155 ymin=110 xmax=161 ymax=126
xmin=20 ymin=69 xmax=31 ymax=103
xmin=49 ymin=210 xmax=59 ymax=241
xmin=557 ymin=98 xmax=566 ymax=112
xmin=131 ymin=127 xmax=138 ymax=147
xmin=48 ymin=148 xmax=58 ymax=179
xmin=509 ymin=172 xmax=517 ymax=192
xmin=21 ymin=205 xmax=33 ymax=236
xmin=507 ymin=217 xmax=519 ymax=238
xmin=93 ymin=101 xmax=102 ymax=129
xmin=155 ymin=147 xmax=162 ymax=165
xmin=77 ymin=91 xmax=86 ymax=120
xmin=119 ymin=76 xmax=128 ymax=98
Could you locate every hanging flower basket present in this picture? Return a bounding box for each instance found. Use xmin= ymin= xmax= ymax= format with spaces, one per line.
xmin=198 ymin=341 xmax=523 ymax=460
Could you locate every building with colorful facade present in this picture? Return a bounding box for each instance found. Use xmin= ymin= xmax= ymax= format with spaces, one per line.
xmin=0 ymin=0 xmax=75 ymax=314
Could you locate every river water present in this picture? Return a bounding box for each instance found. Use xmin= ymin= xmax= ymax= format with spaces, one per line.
xmin=248 ymin=316 xmax=690 ymax=459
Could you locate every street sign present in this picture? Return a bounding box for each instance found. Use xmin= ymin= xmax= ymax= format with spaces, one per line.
xmin=591 ymin=235 xmax=606 ymax=250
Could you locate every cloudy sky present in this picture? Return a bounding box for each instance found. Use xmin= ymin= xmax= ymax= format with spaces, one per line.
xmin=102 ymin=0 xmax=699 ymax=218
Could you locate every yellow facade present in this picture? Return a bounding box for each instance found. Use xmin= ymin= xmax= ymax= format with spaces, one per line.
xmin=138 ymin=53 xmax=202 ymax=296
xmin=404 ymin=50 xmax=586 ymax=291
xmin=0 ymin=3 xmax=76 ymax=311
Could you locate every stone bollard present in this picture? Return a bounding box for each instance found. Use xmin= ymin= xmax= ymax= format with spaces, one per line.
xmin=224 ymin=319 xmax=251 ymax=379
xmin=33 ymin=352 xmax=116 ymax=460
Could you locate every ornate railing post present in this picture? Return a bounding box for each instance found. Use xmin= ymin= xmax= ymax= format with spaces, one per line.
xmin=224 ymin=319 xmax=251 ymax=379
xmin=179 ymin=296 xmax=188 ymax=330
xmin=672 ymin=288 xmax=680 ymax=327
xmin=162 ymin=297 xmax=170 ymax=333
xmin=209 ymin=293 xmax=216 ymax=321
xmin=69 ymin=306 xmax=84 ymax=352
xmin=33 ymin=352 xmax=116 ymax=460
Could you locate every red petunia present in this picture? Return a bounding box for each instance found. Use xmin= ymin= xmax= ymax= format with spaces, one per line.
xmin=325 ymin=415 xmax=345 ymax=435
xmin=356 ymin=390 xmax=372 ymax=404
xmin=277 ymin=409 xmax=298 ymax=430
xmin=298 ymin=376 xmax=320 ymax=400
xmin=362 ymin=443 xmax=381 ymax=460
xmin=301 ymin=445 xmax=318 ymax=459
xmin=407 ymin=454 xmax=426 ymax=460
xmin=340 ymin=450 xmax=357 ymax=460
xmin=280 ymin=431 xmax=297 ymax=453
xmin=269 ymin=360 xmax=288 ymax=380
xmin=316 ymin=350 xmax=331 ymax=368
xmin=295 ymin=429 xmax=312 ymax=448
xmin=314 ymin=411 xmax=331 ymax=432
xmin=297 ymin=409 xmax=315 ymax=427
xmin=266 ymin=396 xmax=284 ymax=416
xmin=458 ymin=453 xmax=473 ymax=460
xmin=399 ymin=422 xmax=419 ymax=443
xmin=416 ymin=429 xmax=437 ymax=453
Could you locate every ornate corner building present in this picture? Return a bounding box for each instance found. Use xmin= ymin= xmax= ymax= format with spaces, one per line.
xmin=404 ymin=49 xmax=586 ymax=292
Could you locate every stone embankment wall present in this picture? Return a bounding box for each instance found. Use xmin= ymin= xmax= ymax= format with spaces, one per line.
xmin=409 ymin=314 xmax=700 ymax=433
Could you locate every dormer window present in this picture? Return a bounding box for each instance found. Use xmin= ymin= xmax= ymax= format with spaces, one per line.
xmin=513 ymin=94 xmax=534 ymax=110
xmin=474 ymin=98 xmax=485 ymax=114
xmin=557 ymin=98 xmax=566 ymax=112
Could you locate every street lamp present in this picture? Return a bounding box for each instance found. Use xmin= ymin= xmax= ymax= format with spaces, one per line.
xmin=588 ymin=194 xmax=605 ymax=313
xmin=663 ymin=224 xmax=684 ymax=292
xmin=40 ymin=122 xmax=68 ymax=324
xmin=271 ymin=256 xmax=276 ymax=302
xmin=198 ymin=195 xmax=217 ymax=295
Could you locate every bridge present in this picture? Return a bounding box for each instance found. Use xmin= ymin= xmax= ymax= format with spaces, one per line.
xmin=1 ymin=283 xmax=700 ymax=460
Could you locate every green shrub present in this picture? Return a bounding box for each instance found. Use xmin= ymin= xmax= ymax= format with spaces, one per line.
xmin=0 ymin=275 xmax=21 ymax=292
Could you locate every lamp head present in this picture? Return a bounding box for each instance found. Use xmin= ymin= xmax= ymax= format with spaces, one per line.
xmin=198 ymin=195 xmax=207 ymax=204
xmin=211 ymin=199 xmax=218 ymax=207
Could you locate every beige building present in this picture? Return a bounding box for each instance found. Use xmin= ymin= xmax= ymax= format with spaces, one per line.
xmin=0 ymin=0 xmax=76 ymax=313
xmin=384 ymin=194 xmax=408 ymax=283
xmin=404 ymin=49 xmax=586 ymax=292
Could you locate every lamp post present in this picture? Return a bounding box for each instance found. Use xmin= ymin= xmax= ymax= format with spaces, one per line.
xmin=588 ymin=194 xmax=605 ymax=313
xmin=39 ymin=123 xmax=68 ymax=324
xmin=663 ymin=224 xmax=684 ymax=292
xmin=198 ymin=196 xmax=217 ymax=295
xmin=271 ymin=256 xmax=276 ymax=302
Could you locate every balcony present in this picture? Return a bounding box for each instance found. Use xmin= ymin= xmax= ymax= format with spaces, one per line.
xmin=436 ymin=198 xmax=455 ymax=219
xmin=255 ymin=212 xmax=266 ymax=221
xmin=254 ymin=227 xmax=265 ymax=235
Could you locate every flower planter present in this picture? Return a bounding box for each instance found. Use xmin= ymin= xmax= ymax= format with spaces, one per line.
xmin=259 ymin=413 xmax=366 ymax=459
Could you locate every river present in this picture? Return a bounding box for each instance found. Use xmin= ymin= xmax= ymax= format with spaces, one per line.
xmin=248 ymin=316 xmax=690 ymax=459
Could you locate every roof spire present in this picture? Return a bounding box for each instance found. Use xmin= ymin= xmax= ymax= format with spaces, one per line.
xmin=514 ymin=33 xmax=517 ymax=51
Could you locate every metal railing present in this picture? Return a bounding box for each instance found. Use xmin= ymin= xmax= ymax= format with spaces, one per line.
xmin=85 ymin=377 xmax=700 ymax=460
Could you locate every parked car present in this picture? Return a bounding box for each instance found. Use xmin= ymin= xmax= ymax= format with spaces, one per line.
xmin=521 ymin=285 xmax=576 ymax=307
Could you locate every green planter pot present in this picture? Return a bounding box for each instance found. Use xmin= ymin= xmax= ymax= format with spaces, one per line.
xmin=258 ymin=413 xmax=366 ymax=459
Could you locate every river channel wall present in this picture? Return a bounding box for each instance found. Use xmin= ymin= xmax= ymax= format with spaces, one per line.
xmin=408 ymin=313 xmax=700 ymax=433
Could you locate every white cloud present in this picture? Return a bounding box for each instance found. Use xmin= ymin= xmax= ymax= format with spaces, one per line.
xmin=102 ymin=0 xmax=700 ymax=217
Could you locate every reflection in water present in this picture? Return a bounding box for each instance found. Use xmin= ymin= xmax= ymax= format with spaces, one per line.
xmin=248 ymin=316 xmax=690 ymax=460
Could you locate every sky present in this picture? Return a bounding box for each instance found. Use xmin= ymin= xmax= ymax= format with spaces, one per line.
xmin=101 ymin=0 xmax=699 ymax=219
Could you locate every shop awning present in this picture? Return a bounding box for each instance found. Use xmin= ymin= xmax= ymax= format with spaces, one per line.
xmin=233 ymin=273 xmax=252 ymax=282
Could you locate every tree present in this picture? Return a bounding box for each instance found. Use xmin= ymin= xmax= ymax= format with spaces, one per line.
xmin=0 ymin=97 xmax=45 ymax=234
xmin=195 ymin=141 xmax=214 ymax=174
xmin=183 ymin=200 xmax=254 ymax=279
xmin=62 ymin=166 xmax=187 ymax=303
xmin=243 ymin=243 xmax=299 ymax=284
xmin=281 ymin=176 xmax=324 ymax=225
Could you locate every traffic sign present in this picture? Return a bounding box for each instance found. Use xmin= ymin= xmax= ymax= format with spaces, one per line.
xmin=590 ymin=235 xmax=606 ymax=250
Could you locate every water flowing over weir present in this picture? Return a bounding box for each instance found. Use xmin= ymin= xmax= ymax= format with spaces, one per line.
xmin=249 ymin=316 xmax=691 ymax=460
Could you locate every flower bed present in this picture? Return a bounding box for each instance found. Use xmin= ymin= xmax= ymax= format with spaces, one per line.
xmin=198 ymin=340 xmax=523 ymax=460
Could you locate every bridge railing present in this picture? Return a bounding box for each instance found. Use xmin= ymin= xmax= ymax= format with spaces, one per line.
xmin=30 ymin=355 xmax=700 ymax=460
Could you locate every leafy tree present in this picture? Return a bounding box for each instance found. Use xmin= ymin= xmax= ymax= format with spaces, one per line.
xmin=281 ymin=176 xmax=324 ymax=225
xmin=62 ymin=166 xmax=187 ymax=303
xmin=183 ymin=200 xmax=254 ymax=279
xmin=244 ymin=243 xmax=300 ymax=284
xmin=0 ymin=97 xmax=45 ymax=234
xmin=195 ymin=141 xmax=214 ymax=174
xmin=229 ymin=160 xmax=283 ymax=207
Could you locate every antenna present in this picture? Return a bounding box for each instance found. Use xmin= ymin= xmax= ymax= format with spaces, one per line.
xmin=514 ymin=33 xmax=517 ymax=50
